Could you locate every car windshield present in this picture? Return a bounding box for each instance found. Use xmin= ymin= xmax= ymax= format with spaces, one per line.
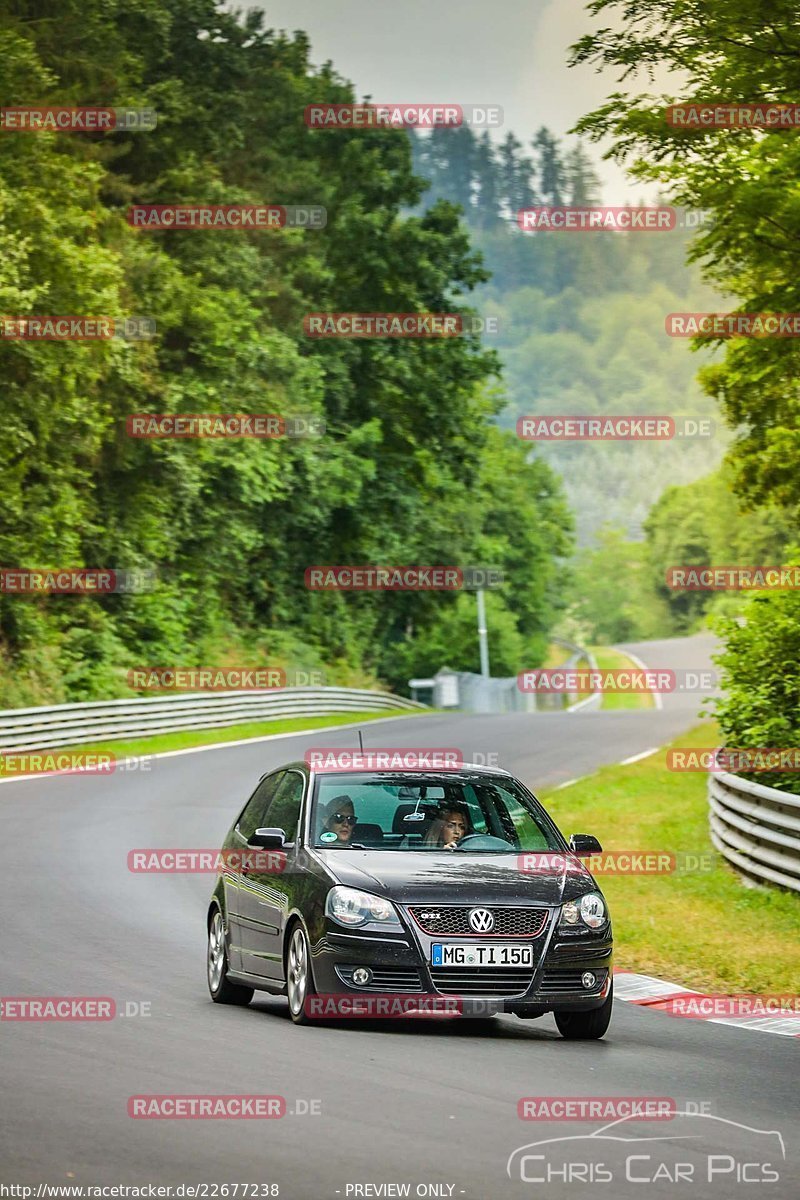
xmin=310 ymin=773 xmax=564 ymax=852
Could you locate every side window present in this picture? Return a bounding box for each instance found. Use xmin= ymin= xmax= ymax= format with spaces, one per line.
xmin=263 ymin=771 xmax=305 ymax=843
xmin=461 ymin=785 xmax=488 ymax=834
xmin=237 ymin=773 xmax=284 ymax=841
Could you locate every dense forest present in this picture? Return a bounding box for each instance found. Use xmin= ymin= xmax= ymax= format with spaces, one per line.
xmin=2 ymin=0 xmax=798 ymax=724
xmin=0 ymin=0 xmax=575 ymax=705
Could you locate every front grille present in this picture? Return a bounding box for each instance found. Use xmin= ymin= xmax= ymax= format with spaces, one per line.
xmin=539 ymin=968 xmax=608 ymax=994
xmin=430 ymin=967 xmax=533 ymax=997
xmin=409 ymin=905 xmax=548 ymax=938
xmin=335 ymin=965 xmax=423 ymax=992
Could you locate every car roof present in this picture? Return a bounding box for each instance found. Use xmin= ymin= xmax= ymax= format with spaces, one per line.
xmin=271 ymin=760 xmax=512 ymax=779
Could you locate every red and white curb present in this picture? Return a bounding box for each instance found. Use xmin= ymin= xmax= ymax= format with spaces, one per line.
xmin=614 ymin=969 xmax=800 ymax=1038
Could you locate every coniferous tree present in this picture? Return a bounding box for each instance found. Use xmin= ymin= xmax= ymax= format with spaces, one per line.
xmin=564 ymin=142 xmax=601 ymax=205
xmin=533 ymin=126 xmax=566 ymax=206
xmin=473 ymin=131 xmax=502 ymax=227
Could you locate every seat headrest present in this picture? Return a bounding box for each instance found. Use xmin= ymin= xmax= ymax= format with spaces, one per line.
xmin=391 ymin=803 xmax=439 ymax=834
xmin=352 ymin=822 xmax=384 ymax=844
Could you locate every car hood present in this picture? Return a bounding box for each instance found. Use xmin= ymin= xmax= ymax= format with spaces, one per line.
xmin=313 ymin=848 xmax=596 ymax=905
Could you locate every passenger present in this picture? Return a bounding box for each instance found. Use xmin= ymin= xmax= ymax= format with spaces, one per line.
xmin=321 ymin=795 xmax=357 ymax=844
xmin=425 ymin=805 xmax=469 ymax=851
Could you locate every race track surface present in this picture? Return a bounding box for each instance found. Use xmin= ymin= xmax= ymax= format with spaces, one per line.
xmin=2 ymin=636 xmax=797 ymax=1197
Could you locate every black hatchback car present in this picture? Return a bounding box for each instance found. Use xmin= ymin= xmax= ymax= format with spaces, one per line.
xmin=206 ymin=761 xmax=613 ymax=1038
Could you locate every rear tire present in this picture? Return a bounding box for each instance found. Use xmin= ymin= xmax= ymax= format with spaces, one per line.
xmin=207 ymin=908 xmax=253 ymax=1006
xmin=554 ymin=983 xmax=612 ymax=1040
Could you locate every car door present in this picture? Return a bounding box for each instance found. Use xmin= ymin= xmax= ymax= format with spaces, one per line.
xmin=238 ymin=769 xmax=306 ymax=981
xmin=230 ymin=771 xmax=285 ymax=972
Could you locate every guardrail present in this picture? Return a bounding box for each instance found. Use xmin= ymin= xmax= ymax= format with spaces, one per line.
xmin=708 ymin=770 xmax=800 ymax=893
xmin=552 ymin=639 xmax=601 ymax=714
xmin=420 ymin=640 xmax=601 ymax=716
xmin=0 ymin=688 xmax=426 ymax=752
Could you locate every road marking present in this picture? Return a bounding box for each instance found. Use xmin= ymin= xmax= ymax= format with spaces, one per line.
xmin=0 ymin=712 xmax=427 ymax=786
xmin=615 ymin=969 xmax=800 ymax=1038
xmin=615 ymin=646 xmax=664 ymax=709
xmin=566 ymin=692 xmax=601 ymax=713
xmin=619 ymin=746 xmax=659 ymax=766
xmin=552 ymin=777 xmax=581 ymax=791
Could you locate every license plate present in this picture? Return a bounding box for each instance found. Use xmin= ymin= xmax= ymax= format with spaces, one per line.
xmin=431 ymin=943 xmax=534 ymax=968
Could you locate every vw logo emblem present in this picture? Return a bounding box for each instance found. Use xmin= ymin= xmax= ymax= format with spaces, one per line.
xmin=468 ymin=907 xmax=494 ymax=933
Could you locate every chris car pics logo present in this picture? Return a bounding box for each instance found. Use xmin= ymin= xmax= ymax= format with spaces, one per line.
xmin=507 ymin=1112 xmax=785 ymax=1185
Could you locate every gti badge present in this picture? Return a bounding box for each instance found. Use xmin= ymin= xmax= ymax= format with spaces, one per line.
xmin=468 ymin=907 xmax=494 ymax=933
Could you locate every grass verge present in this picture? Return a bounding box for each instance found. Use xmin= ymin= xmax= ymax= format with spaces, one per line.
xmin=2 ymin=708 xmax=423 ymax=769
xmin=542 ymin=642 xmax=573 ymax=669
xmin=592 ymin=645 xmax=654 ymax=711
xmin=541 ymin=721 xmax=799 ymax=993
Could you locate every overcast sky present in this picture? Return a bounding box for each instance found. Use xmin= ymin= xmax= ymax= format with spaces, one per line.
xmin=241 ymin=0 xmax=664 ymax=204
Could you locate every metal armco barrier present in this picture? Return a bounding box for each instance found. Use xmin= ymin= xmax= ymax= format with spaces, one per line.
xmin=0 ymin=688 xmax=426 ymax=752
xmin=709 ymin=770 xmax=800 ymax=893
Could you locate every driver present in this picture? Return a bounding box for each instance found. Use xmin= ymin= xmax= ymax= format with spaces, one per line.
xmin=425 ymin=805 xmax=469 ymax=851
xmin=321 ymin=795 xmax=357 ymax=844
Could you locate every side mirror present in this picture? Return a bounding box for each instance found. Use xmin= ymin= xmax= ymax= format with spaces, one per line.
xmin=250 ymin=827 xmax=288 ymax=850
xmin=569 ymin=833 xmax=602 ymax=856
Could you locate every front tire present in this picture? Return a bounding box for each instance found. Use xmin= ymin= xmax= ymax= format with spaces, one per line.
xmin=554 ymin=983 xmax=613 ymax=1040
xmin=207 ymin=908 xmax=253 ymax=1006
xmin=286 ymin=924 xmax=316 ymax=1025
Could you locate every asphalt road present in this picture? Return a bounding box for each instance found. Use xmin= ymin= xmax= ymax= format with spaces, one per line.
xmin=1 ymin=634 xmax=797 ymax=1198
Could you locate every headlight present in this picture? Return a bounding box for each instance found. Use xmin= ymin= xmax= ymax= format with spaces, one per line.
xmin=579 ymin=892 xmax=606 ymax=929
xmin=559 ymin=891 xmax=606 ymax=930
xmin=325 ymin=886 xmax=402 ymax=929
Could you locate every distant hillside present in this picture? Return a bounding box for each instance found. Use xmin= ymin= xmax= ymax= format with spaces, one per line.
xmin=410 ymin=127 xmax=724 ymax=544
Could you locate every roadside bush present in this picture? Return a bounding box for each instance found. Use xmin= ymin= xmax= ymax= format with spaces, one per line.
xmin=711 ymin=564 xmax=800 ymax=794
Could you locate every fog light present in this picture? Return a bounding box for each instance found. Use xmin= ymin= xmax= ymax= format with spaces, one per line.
xmin=581 ymin=971 xmax=596 ymax=989
xmin=352 ymin=967 xmax=372 ymax=986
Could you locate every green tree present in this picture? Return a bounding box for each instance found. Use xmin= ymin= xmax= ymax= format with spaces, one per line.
xmin=0 ymin=0 xmax=574 ymax=703
xmin=572 ymin=0 xmax=800 ymax=514
xmin=564 ymin=142 xmax=601 ymax=206
xmin=533 ymin=126 xmax=566 ymax=206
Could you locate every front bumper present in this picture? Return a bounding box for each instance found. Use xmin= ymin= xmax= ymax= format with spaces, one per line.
xmin=311 ymin=907 xmax=613 ymax=1013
